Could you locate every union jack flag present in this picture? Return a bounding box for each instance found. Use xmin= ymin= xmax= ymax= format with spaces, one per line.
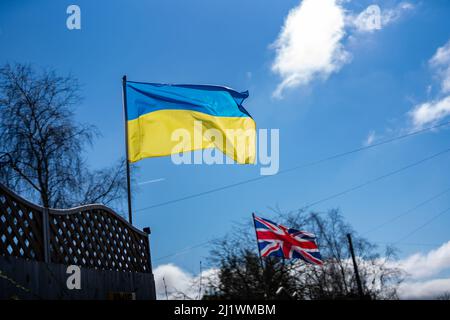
xmin=253 ymin=214 xmax=323 ymax=265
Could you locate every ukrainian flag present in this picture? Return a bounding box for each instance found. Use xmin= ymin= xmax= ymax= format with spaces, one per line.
xmin=125 ymin=81 xmax=256 ymax=164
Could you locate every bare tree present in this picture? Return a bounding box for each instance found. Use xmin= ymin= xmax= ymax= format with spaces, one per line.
xmin=0 ymin=63 xmax=127 ymax=213
xmin=436 ymin=292 xmax=450 ymax=300
xmin=283 ymin=209 xmax=403 ymax=299
xmin=204 ymin=209 xmax=404 ymax=300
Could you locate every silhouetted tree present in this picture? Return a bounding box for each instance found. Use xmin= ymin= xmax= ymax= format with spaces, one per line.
xmin=204 ymin=209 xmax=403 ymax=300
xmin=0 ymin=63 xmax=127 ymax=212
xmin=436 ymin=292 xmax=450 ymax=300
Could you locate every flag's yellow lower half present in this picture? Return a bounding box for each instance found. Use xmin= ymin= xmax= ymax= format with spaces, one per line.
xmin=127 ymin=109 xmax=256 ymax=164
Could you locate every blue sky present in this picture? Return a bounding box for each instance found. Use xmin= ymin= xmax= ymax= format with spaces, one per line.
xmin=2 ymin=0 xmax=450 ymax=290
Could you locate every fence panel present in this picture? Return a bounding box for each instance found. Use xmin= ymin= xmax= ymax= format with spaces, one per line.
xmin=0 ymin=183 xmax=151 ymax=273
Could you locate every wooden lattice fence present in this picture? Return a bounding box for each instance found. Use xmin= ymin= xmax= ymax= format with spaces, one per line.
xmin=0 ymin=183 xmax=152 ymax=273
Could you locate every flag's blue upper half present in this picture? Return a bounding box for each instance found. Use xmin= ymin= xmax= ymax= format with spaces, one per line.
xmin=126 ymin=82 xmax=252 ymax=120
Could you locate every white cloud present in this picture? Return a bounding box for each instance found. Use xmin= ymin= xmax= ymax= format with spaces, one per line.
xmin=364 ymin=130 xmax=376 ymax=146
xmin=154 ymin=264 xmax=194 ymax=299
xmin=409 ymin=96 xmax=450 ymax=128
xmin=379 ymin=2 xmax=414 ymax=27
xmin=153 ymin=263 xmax=218 ymax=300
xmin=430 ymin=40 xmax=450 ymax=94
xmin=271 ymin=0 xmax=350 ymax=98
xmin=398 ymin=278 xmax=450 ymax=299
xmin=393 ymin=241 xmax=450 ymax=299
xmin=395 ymin=241 xmax=450 ymax=279
xmin=352 ymin=5 xmax=382 ymax=32
xmin=352 ymin=2 xmax=413 ymax=32
xmin=409 ymin=40 xmax=450 ymax=127
xmin=271 ymin=1 xmax=414 ymax=97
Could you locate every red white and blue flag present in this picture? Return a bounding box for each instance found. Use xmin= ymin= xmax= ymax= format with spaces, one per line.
xmin=253 ymin=214 xmax=323 ymax=265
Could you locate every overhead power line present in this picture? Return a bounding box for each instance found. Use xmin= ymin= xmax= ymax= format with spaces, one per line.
xmin=394 ymin=206 xmax=450 ymax=244
xmin=300 ymin=147 xmax=450 ymax=210
xmin=154 ymin=240 xmax=213 ymax=262
xmin=136 ymin=120 xmax=450 ymax=213
xmin=363 ymin=186 xmax=450 ymax=236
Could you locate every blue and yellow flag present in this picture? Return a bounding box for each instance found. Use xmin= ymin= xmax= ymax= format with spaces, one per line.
xmin=125 ymin=81 xmax=256 ymax=164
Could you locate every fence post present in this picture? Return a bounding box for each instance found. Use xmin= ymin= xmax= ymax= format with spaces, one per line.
xmin=143 ymin=227 xmax=156 ymax=300
xmin=42 ymin=208 xmax=51 ymax=263
xmin=143 ymin=227 xmax=152 ymax=271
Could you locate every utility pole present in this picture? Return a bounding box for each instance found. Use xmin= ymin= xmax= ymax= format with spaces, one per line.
xmin=347 ymin=233 xmax=365 ymax=299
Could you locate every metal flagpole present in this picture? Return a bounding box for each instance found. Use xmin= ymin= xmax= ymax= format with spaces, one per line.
xmin=252 ymin=212 xmax=269 ymax=298
xmin=122 ymin=75 xmax=133 ymax=224
xmin=252 ymin=212 xmax=265 ymax=270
